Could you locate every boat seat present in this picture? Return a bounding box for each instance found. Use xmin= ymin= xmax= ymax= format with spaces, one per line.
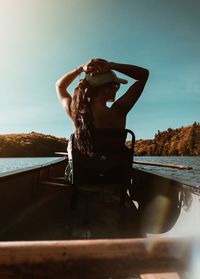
xmin=66 ymin=128 xmax=135 ymax=209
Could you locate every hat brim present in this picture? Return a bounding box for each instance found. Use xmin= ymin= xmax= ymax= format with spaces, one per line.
xmin=85 ymin=71 xmax=128 ymax=87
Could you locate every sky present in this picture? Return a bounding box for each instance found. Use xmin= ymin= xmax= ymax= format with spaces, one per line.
xmin=0 ymin=0 xmax=199 ymax=140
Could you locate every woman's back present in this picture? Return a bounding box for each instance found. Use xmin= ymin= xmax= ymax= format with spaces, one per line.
xmin=90 ymin=103 xmax=126 ymax=129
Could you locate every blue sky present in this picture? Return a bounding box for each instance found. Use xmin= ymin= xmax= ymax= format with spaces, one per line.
xmin=0 ymin=0 xmax=199 ymax=140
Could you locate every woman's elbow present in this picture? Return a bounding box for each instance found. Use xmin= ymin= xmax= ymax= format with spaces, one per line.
xmin=144 ymin=69 xmax=149 ymax=80
xmin=55 ymin=81 xmax=62 ymax=89
xmin=55 ymin=81 xmax=66 ymax=93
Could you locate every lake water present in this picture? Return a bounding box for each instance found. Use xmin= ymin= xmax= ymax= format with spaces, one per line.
xmin=0 ymin=156 xmax=199 ymax=188
xmin=0 ymin=157 xmax=62 ymax=177
xmin=134 ymin=156 xmax=200 ymax=188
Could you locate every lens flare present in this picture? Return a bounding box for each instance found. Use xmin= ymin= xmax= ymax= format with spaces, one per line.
xmin=188 ymin=238 xmax=200 ymax=279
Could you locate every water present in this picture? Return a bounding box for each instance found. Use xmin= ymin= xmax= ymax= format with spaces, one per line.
xmin=134 ymin=156 xmax=200 ymax=188
xmin=0 ymin=157 xmax=62 ymax=177
xmin=0 ymin=156 xmax=199 ymax=188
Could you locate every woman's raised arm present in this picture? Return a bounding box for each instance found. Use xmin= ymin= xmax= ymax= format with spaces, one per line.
xmin=55 ymin=65 xmax=83 ymax=117
xmin=107 ymin=61 xmax=149 ymax=114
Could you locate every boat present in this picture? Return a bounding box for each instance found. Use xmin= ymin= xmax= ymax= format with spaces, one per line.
xmin=0 ymin=156 xmax=199 ymax=278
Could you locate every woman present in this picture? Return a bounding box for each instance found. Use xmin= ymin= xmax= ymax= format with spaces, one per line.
xmin=55 ymin=58 xmax=149 ymax=156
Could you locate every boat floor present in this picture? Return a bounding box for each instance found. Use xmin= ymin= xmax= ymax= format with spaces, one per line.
xmin=1 ymin=185 xmax=141 ymax=241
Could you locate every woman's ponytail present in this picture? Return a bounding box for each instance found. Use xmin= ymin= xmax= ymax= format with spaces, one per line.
xmin=71 ymin=79 xmax=94 ymax=156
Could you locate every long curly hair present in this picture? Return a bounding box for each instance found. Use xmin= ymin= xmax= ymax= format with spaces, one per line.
xmin=71 ymin=79 xmax=95 ymax=156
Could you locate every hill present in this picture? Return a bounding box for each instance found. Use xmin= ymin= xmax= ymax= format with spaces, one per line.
xmin=0 ymin=132 xmax=68 ymax=157
xmin=128 ymin=122 xmax=200 ymax=156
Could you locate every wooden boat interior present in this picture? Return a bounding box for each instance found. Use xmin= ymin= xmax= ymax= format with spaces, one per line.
xmin=0 ymin=157 xmax=199 ymax=278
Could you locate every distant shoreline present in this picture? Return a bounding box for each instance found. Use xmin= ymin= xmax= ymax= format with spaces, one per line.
xmin=0 ymin=132 xmax=67 ymax=157
xmin=0 ymin=123 xmax=199 ymax=157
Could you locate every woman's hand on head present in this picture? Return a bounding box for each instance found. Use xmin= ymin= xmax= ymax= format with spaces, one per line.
xmin=82 ymin=58 xmax=112 ymax=75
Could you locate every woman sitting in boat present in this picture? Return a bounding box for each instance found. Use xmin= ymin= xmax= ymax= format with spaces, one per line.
xmin=55 ymin=58 xmax=149 ymax=157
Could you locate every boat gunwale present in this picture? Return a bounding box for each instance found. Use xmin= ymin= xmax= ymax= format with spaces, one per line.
xmin=0 ymin=237 xmax=195 ymax=275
